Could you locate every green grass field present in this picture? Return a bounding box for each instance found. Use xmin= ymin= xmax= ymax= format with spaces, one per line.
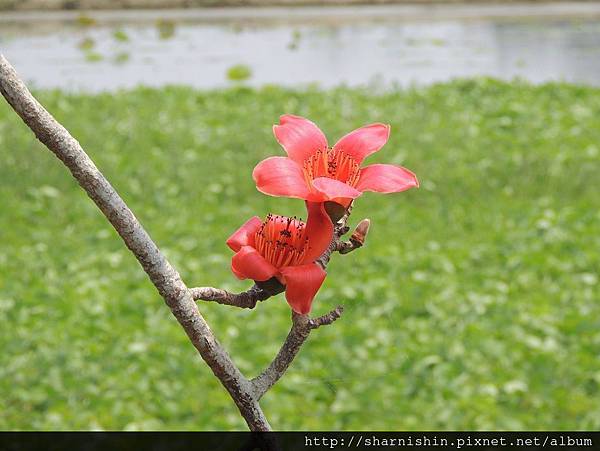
xmin=1 ymin=79 xmax=599 ymax=430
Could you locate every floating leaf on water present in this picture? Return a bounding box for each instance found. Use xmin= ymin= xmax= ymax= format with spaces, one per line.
xmin=515 ymin=58 xmax=527 ymax=68
xmin=226 ymin=64 xmax=252 ymax=82
xmin=230 ymin=23 xmax=244 ymax=34
xmin=113 ymin=52 xmax=130 ymax=65
xmin=287 ymin=29 xmax=302 ymax=50
xmin=76 ymin=14 xmax=97 ymax=27
xmin=84 ymin=51 xmax=103 ymax=63
xmin=77 ymin=37 xmax=95 ymax=51
xmin=156 ymin=19 xmax=176 ymax=40
xmin=112 ymin=29 xmax=129 ymax=42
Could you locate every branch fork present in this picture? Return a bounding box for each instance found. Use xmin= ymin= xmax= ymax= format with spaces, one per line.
xmin=189 ymin=210 xmax=369 ymax=403
xmin=0 ymin=54 xmax=369 ymax=431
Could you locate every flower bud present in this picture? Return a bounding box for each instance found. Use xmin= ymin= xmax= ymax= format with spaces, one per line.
xmin=350 ymin=218 xmax=370 ymax=247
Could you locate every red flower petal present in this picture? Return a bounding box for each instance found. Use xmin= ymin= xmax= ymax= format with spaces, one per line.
xmin=356 ymin=164 xmax=419 ymax=193
xmin=273 ymin=115 xmax=328 ymax=164
xmin=231 ymin=264 xmax=246 ymax=280
xmin=226 ymin=216 xmax=262 ymax=252
xmin=302 ymin=201 xmax=334 ymax=263
xmin=332 ymin=123 xmax=390 ymax=164
xmin=253 ymin=156 xmax=312 ymax=200
xmin=280 ymin=263 xmax=327 ymax=314
xmin=231 ymin=245 xmax=278 ymax=282
xmin=312 ymin=177 xmax=362 ymax=202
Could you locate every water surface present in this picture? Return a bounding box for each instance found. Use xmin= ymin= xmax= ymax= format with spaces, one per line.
xmin=1 ymin=4 xmax=600 ymax=91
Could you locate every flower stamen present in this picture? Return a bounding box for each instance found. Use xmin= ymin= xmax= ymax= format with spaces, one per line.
xmin=302 ymin=148 xmax=361 ymax=188
xmin=255 ymin=214 xmax=308 ymax=267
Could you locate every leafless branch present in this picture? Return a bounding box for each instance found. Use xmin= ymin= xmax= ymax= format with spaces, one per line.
xmin=251 ymin=216 xmax=363 ymax=399
xmin=0 ymin=54 xmax=270 ymax=432
xmin=0 ymin=54 xmax=371 ymax=431
xmin=308 ymin=305 xmax=344 ymax=328
xmin=190 ymin=284 xmax=273 ymax=309
xmin=251 ymin=305 xmax=344 ymax=400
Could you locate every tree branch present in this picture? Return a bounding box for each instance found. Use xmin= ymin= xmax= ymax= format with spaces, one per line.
xmin=250 ymin=210 xmax=370 ymax=398
xmin=0 ymin=54 xmax=270 ymax=432
xmin=308 ymin=305 xmax=344 ymax=328
xmin=1 ymin=54 xmax=374 ymax=431
xmin=251 ymin=306 xmax=343 ymax=400
xmin=190 ymin=285 xmax=272 ymax=309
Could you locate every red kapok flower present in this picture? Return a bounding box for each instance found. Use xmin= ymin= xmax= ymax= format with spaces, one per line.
xmin=252 ymin=114 xmax=419 ymax=206
xmin=226 ymin=202 xmax=333 ymax=314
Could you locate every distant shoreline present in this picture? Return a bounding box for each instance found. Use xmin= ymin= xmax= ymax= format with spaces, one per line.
xmin=3 ymin=2 xmax=600 ymax=25
xmin=2 ymin=0 xmax=599 ymax=12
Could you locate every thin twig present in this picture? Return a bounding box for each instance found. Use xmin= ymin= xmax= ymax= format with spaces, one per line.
xmin=308 ymin=305 xmax=344 ymax=329
xmin=251 ymin=214 xmax=355 ymax=399
xmin=251 ymin=305 xmax=344 ymax=400
xmin=251 ymin=209 xmax=371 ymax=398
xmin=190 ymin=284 xmax=273 ymax=309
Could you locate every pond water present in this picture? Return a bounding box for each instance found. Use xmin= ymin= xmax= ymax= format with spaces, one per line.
xmin=1 ymin=4 xmax=600 ymax=91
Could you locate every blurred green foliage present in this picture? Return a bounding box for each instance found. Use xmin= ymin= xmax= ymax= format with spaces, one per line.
xmin=0 ymin=79 xmax=599 ymax=430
